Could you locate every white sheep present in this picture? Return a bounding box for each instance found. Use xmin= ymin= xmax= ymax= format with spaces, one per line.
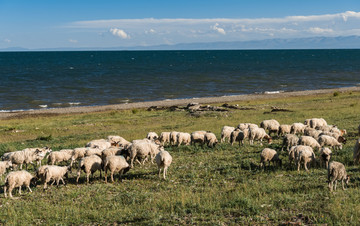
xmin=318 ymin=135 xmax=343 ymax=150
xmin=204 ymin=132 xmax=218 ymax=148
xmin=169 ymin=131 xmax=180 ymax=146
xmin=281 ymin=134 xmax=299 ymax=151
xmin=103 ymin=155 xmax=130 ymax=183
xmin=86 ymin=139 xmax=112 ymax=150
xmin=43 ymin=165 xmax=70 ymax=189
xmin=237 ymin=123 xmax=258 ymax=130
xmin=304 ymin=128 xmax=322 ymax=139
xmin=4 ymin=170 xmax=35 ymax=198
xmin=1 ymin=151 xmax=15 ymax=161
xmin=260 ymin=119 xmax=280 ymax=136
xmin=177 ymin=132 xmax=191 ymax=146
xmin=298 ymin=136 xmax=321 ymax=150
xmin=101 ymin=147 xmax=122 ymax=163
xmin=249 ymin=128 xmax=272 ymax=146
xmin=85 ymin=147 xmax=103 ymax=157
xmin=155 ymin=151 xmax=173 ymax=180
xmin=9 ymin=148 xmax=49 ymax=170
xmin=290 ymin=123 xmax=306 ymax=135
xmin=159 ymin=132 xmax=171 ymax=145
xmin=0 ymin=161 xmax=12 ymax=179
xmin=221 ymin=126 xmax=235 ymax=143
xmin=47 ymin=149 xmax=73 ymax=165
xmin=328 ymin=161 xmax=350 ymax=191
xmin=70 ymin=147 xmax=87 ymax=168
xmin=319 ymin=147 xmax=332 ymax=169
xmin=278 ymin=124 xmax=291 ymax=136
xmin=259 ymin=148 xmax=282 ymax=168
xmin=76 ymin=155 xmax=102 ymax=184
xmin=230 ymin=129 xmax=245 ymax=146
xmin=146 ymin=132 xmax=159 ymax=141
xmin=128 ymin=139 xmax=164 ymax=168
xmin=309 ymin=118 xmax=327 ymax=129
xmin=296 ymin=147 xmax=316 ymax=172
xmin=288 ymin=146 xmax=300 ymax=167
xmin=107 ymin=135 xmax=131 ymax=148
xmin=191 ymin=131 xmax=207 ymax=146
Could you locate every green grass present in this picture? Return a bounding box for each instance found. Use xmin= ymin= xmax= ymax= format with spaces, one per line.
xmin=0 ymin=91 xmax=360 ymax=224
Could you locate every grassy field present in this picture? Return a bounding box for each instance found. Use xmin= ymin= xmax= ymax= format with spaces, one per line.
xmin=0 ymin=90 xmax=360 ymax=224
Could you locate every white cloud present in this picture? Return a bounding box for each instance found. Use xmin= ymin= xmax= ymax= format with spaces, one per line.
xmin=4 ymin=39 xmax=11 ymax=43
xmin=211 ymin=23 xmax=226 ymax=35
xmin=109 ymin=28 xmax=130 ymax=39
xmin=68 ymin=39 xmax=78 ymax=43
xmin=308 ymin=27 xmax=334 ymax=34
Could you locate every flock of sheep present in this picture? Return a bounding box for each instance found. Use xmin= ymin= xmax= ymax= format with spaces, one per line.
xmin=0 ymin=116 xmax=359 ymax=198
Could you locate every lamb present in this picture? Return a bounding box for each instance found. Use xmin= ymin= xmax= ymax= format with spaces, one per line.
xmin=76 ymin=155 xmax=102 ymax=184
xmin=230 ymin=129 xmax=245 ymax=146
xmin=191 ymin=131 xmax=207 ymax=146
xmin=9 ymin=148 xmax=49 ymax=170
xmin=47 ymin=149 xmax=73 ymax=165
xmin=177 ymin=132 xmax=191 ymax=146
xmin=318 ymin=135 xmax=343 ymax=150
xmin=103 ymin=155 xmax=130 ymax=183
xmin=319 ymin=147 xmax=332 ymax=169
xmin=309 ymin=118 xmax=327 ymax=128
xmin=296 ymin=147 xmax=316 ymax=172
xmin=169 ymin=131 xmax=180 ymax=146
xmin=259 ymin=148 xmax=282 ymax=169
xmin=159 ymin=132 xmax=171 ymax=145
xmin=128 ymin=139 xmax=164 ymax=168
xmin=43 ymin=165 xmax=70 ymax=189
xmin=298 ymin=136 xmax=321 ymax=150
xmin=328 ymin=161 xmax=350 ymax=191
xmin=4 ymin=170 xmax=36 ymax=198
xmin=353 ymin=138 xmax=360 ymax=164
xmin=290 ymin=123 xmax=306 ymax=135
xmin=86 ymin=139 xmax=112 ymax=150
xmin=281 ymin=134 xmax=299 ymax=151
xmin=155 ymin=151 xmax=173 ymax=180
xmin=221 ymin=126 xmax=235 ymax=143
xmin=204 ymin=132 xmax=218 ymax=148
xmin=0 ymin=161 xmax=12 ymax=179
xmin=249 ymin=128 xmax=272 ymax=146
xmin=146 ymin=132 xmax=159 ymax=141
xmin=260 ymin=119 xmax=280 ymax=136
xmin=278 ymin=124 xmax=291 ymax=136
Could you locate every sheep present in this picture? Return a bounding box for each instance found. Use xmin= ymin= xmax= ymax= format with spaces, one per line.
xmin=298 ymin=136 xmax=321 ymax=150
xmin=288 ymin=146 xmax=300 ymax=167
xmin=249 ymin=128 xmax=272 ymax=146
xmin=319 ymin=147 xmax=332 ymax=169
xmin=191 ymin=131 xmax=207 ymax=146
xmin=107 ymin=135 xmax=131 ymax=148
xmin=259 ymin=148 xmax=282 ymax=169
xmin=47 ymin=149 xmax=73 ymax=165
xmin=281 ymin=134 xmax=299 ymax=151
xmin=290 ymin=123 xmax=306 ymax=135
xmin=177 ymin=132 xmax=191 ymax=146
xmin=70 ymin=147 xmax=87 ymax=168
xmin=85 ymin=147 xmax=103 ymax=157
xmin=103 ymin=155 xmax=130 ymax=183
xmin=43 ymin=165 xmax=70 ymax=189
xmin=296 ymin=147 xmax=316 ymax=172
xmin=128 ymin=139 xmax=164 ymax=168
xmin=9 ymin=148 xmax=49 ymax=170
xmin=353 ymin=138 xmax=360 ymax=165
xmin=278 ymin=124 xmax=291 ymax=136
xmin=101 ymin=147 xmax=122 ymax=163
xmin=230 ymin=129 xmax=245 ymax=146
xmin=1 ymin=151 xmax=15 ymax=161
xmin=309 ymin=118 xmax=327 ymax=129
xmin=260 ymin=119 xmax=280 ymax=136
xmin=0 ymin=161 xmax=12 ymax=179
xmin=204 ymin=132 xmax=218 ymax=148
xmin=221 ymin=126 xmax=235 ymax=143
xmin=328 ymin=161 xmax=350 ymax=191
xmin=169 ymin=131 xmax=180 ymax=146
xmin=159 ymin=132 xmax=171 ymax=146
xmin=155 ymin=151 xmax=173 ymax=180
xmin=304 ymin=127 xmax=322 ymax=139
xmin=304 ymin=119 xmax=311 ymax=127
xmin=4 ymin=170 xmax=36 ymax=198
xmin=76 ymin=155 xmax=102 ymax=184
xmin=86 ymin=139 xmax=112 ymax=150
xmin=237 ymin=123 xmax=258 ymax=130
xmin=146 ymin=132 xmax=159 ymax=141
xmin=318 ymin=135 xmax=343 ymax=150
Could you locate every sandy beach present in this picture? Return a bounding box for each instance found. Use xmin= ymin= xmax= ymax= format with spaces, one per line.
xmin=1 ymin=86 xmax=359 ymax=119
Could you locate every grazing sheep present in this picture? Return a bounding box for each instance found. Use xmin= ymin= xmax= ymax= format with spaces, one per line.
xmin=146 ymin=132 xmax=159 ymax=141
xmin=298 ymin=136 xmax=321 ymax=150
xmin=316 ymin=125 xmax=334 ymax=132
xmin=0 ymin=161 xmax=12 ymax=179
xmin=353 ymin=138 xmax=360 ymax=164
xmin=1 ymin=151 xmax=15 ymax=161
xmin=259 ymin=148 xmax=282 ymax=168
xmin=85 ymin=147 xmax=103 ymax=157
xmin=35 ymin=165 xmax=50 ymax=184
xmin=319 ymin=147 xmax=332 ymax=169
xmin=221 ymin=126 xmax=235 ymax=143
xmin=4 ymin=170 xmax=35 ymax=198
xmin=107 ymin=135 xmax=131 ymax=148
xmin=170 ymin=131 xmax=180 ymax=146
xmin=281 ymin=134 xmax=299 ymax=151
xmin=309 ymin=118 xmax=327 ymax=129
xmin=328 ymin=161 xmax=350 ymax=191
xmin=177 ymin=132 xmax=191 ymax=146
xmin=260 ymin=119 xmax=280 ymax=136
xmin=290 ymin=123 xmax=306 ymax=135
xmin=304 ymin=119 xmax=311 ymax=127
xmin=43 ymin=165 xmax=70 ymax=189
xmin=288 ymin=146 xmax=300 ymax=167
xmin=101 ymin=147 xmax=122 ymax=163
xmin=70 ymin=147 xmax=87 ymax=168
xmin=155 ymin=151 xmax=173 ymax=180
xmin=249 ymin=128 xmax=272 ymax=146
xmin=237 ymin=123 xmax=258 ymax=130
xmin=230 ymin=129 xmax=245 ymax=146
xmin=128 ymin=139 xmax=164 ymax=168
xmin=296 ymin=147 xmax=316 ymax=172
xmin=318 ymin=135 xmax=343 ymax=150
xmin=9 ymin=148 xmax=49 ymax=170
xmin=47 ymin=149 xmax=73 ymax=165
xmin=103 ymin=155 xmax=130 ymax=183
xmin=76 ymin=155 xmax=102 ymax=184
xmin=86 ymin=139 xmax=112 ymax=150
xmin=278 ymin=124 xmax=291 ymax=136
xmin=191 ymin=131 xmax=207 ymax=146
xmin=304 ymin=127 xmax=322 ymax=139
xmin=204 ymin=132 xmax=218 ymax=148
xmin=159 ymin=132 xmax=171 ymax=146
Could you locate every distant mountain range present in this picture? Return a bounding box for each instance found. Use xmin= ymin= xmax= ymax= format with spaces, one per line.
xmin=2 ymin=36 xmax=360 ymax=51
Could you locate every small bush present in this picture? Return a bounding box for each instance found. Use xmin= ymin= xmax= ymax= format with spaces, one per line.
xmin=333 ymin=91 xmax=340 ymax=97
xmin=132 ymin=109 xmax=138 ymax=114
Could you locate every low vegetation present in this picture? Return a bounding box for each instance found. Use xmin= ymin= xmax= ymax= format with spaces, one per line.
xmin=0 ymin=91 xmax=360 ymax=224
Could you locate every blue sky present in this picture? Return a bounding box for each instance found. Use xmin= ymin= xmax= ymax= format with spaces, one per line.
xmin=1 ymin=0 xmax=360 ymax=49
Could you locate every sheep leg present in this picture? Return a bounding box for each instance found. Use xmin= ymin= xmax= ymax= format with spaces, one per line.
xmin=328 ymin=181 xmax=333 ymax=191
xmin=19 ymin=186 xmax=22 ymax=195
xmin=334 ymin=180 xmax=337 ymax=191
xmin=163 ymin=167 xmax=167 ymax=180
xmin=104 ymin=168 xmax=108 ymax=183
xmin=4 ymin=185 xmax=7 ymax=198
xmin=86 ymin=173 xmax=90 ymax=184
xmin=297 ymin=161 xmax=301 ymax=172
xmin=9 ymin=187 xmax=14 ymax=198
xmin=342 ymin=180 xmax=346 ymax=190
xmin=111 ymin=172 xmax=114 ymax=183
xmin=60 ymin=177 xmax=65 ymax=186
xmin=76 ymin=170 xmax=81 ymax=183
xmin=27 ymin=185 xmax=32 ymax=193
xmin=304 ymin=161 xmax=309 ymax=172
xmin=158 ymin=168 xmax=162 ymax=179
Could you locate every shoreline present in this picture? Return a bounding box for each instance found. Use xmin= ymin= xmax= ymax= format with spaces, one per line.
xmin=1 ymin=86 xmax=359 ymax=119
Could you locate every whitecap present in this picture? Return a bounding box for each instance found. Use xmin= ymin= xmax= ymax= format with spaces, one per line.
xmin=39 ymin=105 xmax=48 ymax=108
xmin=69 ymin=102 xmax=81 ymax=106
xmin=264 ymin=91 xmax=281 ymax=94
